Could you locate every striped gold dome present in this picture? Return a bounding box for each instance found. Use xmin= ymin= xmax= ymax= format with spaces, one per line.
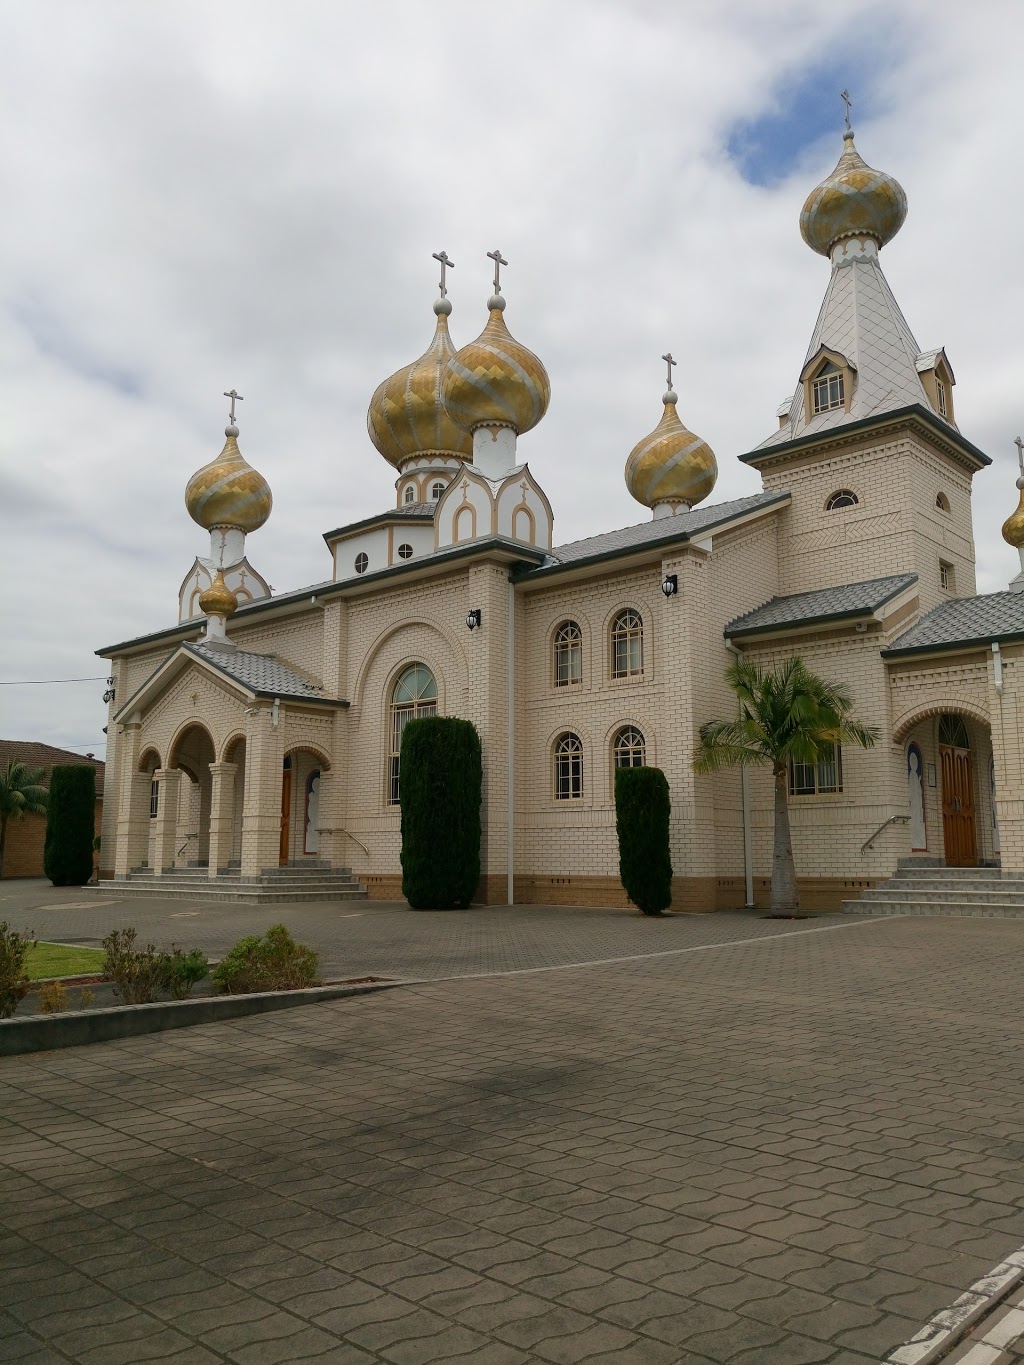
xmin=625 ymin=391 xmax=718 ymax=510
xmin=800 ymin=130 xmax=907 ymax=257
xmin=1002 ymin=479 xmax=1024 ymax=549
xmin=185 ymin=429 xmax=272 ymax=533
xmin=198 ymin=568 xmax=238 ymax=619
xmin=367 ymin=301 xmax=473 ymax=468
xmin=442 ymin=297 xmax=550 ymax=436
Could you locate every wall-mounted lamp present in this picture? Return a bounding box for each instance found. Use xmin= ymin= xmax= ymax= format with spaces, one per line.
xmin=466 ymin=608 xmax=482 ymax=631
xmin=661 ymin=575 xmax=678 ymax=598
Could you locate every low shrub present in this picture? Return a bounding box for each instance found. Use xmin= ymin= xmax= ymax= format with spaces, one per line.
xmin=615 ymin=766 xmax=673 ymax=916
xmin=39 ymin=980 xmax=68 ymax=1014
xmin=77 ymin=987 xmax=95 ymax=1009
xmin=162 ymin=948 xmax=208 ymax=1000
xmin=212 ymin=924 xmax=320 ymax=995
xmin=101 ymin=927 xmax=168 ymax=1005
xmin=0 ymin=921 xmax=34 ymax=1019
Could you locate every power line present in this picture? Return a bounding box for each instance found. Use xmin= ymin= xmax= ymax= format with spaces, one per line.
xmin=0 ymin=676 xmax=107 ymax=685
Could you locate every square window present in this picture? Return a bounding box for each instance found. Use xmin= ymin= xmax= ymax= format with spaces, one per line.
xmin=939 ymin=560 xmax=955 ymax=593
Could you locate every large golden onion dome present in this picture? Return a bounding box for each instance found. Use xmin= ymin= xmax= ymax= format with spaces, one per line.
xmin=442 ymin=293 xmax=550 ymax=436
xmin=198 ymin=568 xmax=238 ymax=619
xmin=1002 ymin=476 xmax=1024 ymax=549
xmin=367 ymin=298 xmax=473 ymax=467
xmin=625 ymin=381 xmax=718 ymax=511
xmin=800 ymin=129 xmax=907 ymax=257
xmin=185 ymin=426 xmax=273 ymax=533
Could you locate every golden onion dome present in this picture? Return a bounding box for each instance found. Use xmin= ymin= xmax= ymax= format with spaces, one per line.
xmin=198 ymin=568 xmax=238 ymax=619
xmin=625 ymin=385 xmax=718 ymax=511
xmin=800 ymin=129 xmax=907 ymax=257
xmin=1002 ymin=476 xmax=1024 ymax=549
xmin=185 ymin=427 xmax=273 ymax=533
xmin=442 ymin=293 xmax=550 ymax=436
xmin=367 ymin=299 xmax=473 ymax=467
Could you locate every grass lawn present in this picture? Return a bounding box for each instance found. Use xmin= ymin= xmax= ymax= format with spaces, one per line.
xmin=25 ymin=941 xmax=106 ymax=980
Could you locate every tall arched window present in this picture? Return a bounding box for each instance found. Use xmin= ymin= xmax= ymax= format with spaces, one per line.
xmin=554 ymin=732 xmax=583 ymax=800
xmin=613 ymin=726 xmax=645 ymax=770
xmin=554 ymin=621 xmax=582 ymax=687
xmin=611 ymin=609 xmax=643 ymax=678
xmin=389 ymin=664 xmax=438 ymax=804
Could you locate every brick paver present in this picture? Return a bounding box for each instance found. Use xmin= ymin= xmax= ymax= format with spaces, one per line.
xmin=2 ymin=904 xmax=1024 ymax=1362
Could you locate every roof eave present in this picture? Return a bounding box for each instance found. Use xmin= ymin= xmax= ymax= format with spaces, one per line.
xmin=741 ymin=405 xmax=991 ymax=470
xmin=725 ymin=575 xmax=919 ymax=640
xmin=322 ymin=511 xmax=434 ymax=545
xmin=882 ymin=629 xmax=1024 ymax=660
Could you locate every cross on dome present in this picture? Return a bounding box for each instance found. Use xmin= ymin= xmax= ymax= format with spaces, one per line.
xmin=1015 ymin=435 xmax=1023 ymax=476
xmin=223 ymin=389 xmax=244 ymax=424
xmin=840 ymin=89 xmax=853 ymax=132
xmin=661 ymin=352 xmax=677 ymax=390
xmin=487 ymin=248 xmax=508 ymax=295
xmin=432 ymin=250 xmax=454 ymax=297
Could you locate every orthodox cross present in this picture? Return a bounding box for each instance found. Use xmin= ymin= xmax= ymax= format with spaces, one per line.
xmin=840 ymin=89 xmax=853 ymax=131
xmin=432 ymin=250 xmax=454 ymax=297
xmin=662 ymin=352 xmax=677 ymax=389
xmin=1015 ymin=435 xmax=1024 ymax=476
xmin=487 ymin=247 xmax=508 ymax=294
xmin=223 ymin=389 xmax=244 ymax=423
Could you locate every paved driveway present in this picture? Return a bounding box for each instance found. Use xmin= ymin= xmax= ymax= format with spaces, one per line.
xmin=2 ymin=903 xmax=1024 ymax=1363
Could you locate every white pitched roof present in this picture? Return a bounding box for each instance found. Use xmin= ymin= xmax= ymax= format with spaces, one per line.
xmin=758 ymin=244 xmax=952 ymax=450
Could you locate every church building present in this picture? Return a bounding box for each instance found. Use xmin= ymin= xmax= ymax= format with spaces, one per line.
xmin=96 ymin=123 xmax=1024 ymax=910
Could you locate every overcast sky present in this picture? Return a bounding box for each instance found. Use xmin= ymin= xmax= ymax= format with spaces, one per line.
xmin=2 ymin=0 xmax=1021 ymax=761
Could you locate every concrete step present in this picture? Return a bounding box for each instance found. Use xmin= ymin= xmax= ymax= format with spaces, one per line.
xmin=858 ymin=888 xmax=1024 ymax=905
xmin=843 ymin=899 xmax=1024 ymax=919
xmin=893 ymin=867 xmax=1024 ymax=881
xmin=91 ymin=880 xmax=367 ymax=904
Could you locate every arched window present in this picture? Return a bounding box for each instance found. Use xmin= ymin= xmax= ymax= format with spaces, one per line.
xmin=613 ymin=726 xmax=645 ymax=770
xmin=554 ymin=621 xmax=582 ymax=687
xmin=404 ymin=486 xmax=415 ymax=505
xmin=389 ymin=664 xmax=438 ymax=804
xmin=938 ymin=714 xmax=970 ymax=749
xmin=936 ymin=492 xmax=950 ymax=512
xmin=812 ymin=361 xmax=844 ymax=414
xmin=825 ymin=489 xmax=858 ymax=511
xmin=554 ymin=732 xmax=583 ymax=801
xmin=431 ymin=481 xmax=445 ymax=500
xmin=611 ymin=609 xmax=643 ymax=678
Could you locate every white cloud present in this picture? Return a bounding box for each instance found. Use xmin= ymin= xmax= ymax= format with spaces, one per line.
xmin=1 ymin=0 xmax=1020 ymax=756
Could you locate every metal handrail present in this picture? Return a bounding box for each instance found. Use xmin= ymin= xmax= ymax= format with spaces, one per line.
xmin=176 ymin=833 xmax=198 ymax=857
xmin=317 ymin=827 xmax=370 ymax=855
xmin=860 ymin=813 xmax=909 ymax=854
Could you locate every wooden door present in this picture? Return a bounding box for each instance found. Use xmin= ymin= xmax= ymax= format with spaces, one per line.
xmin=940 ymin=743 xmax=977 ymax=866
xmin=279 ymin=764 xmax=292 ymax=866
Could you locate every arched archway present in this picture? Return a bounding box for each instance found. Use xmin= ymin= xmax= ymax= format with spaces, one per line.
xmin=280 ymin=746 xmax=333 ymax=864
xmin=896 ymin=707 xmax=996 ymax=868
xmin=169 ymin=724 xmax=215 ymax=866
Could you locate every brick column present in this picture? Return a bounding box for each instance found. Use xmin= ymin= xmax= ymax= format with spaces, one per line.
xmin=113 ymin=723 xmax=150 ymax=877
xmin=992 ymin=648 xmax=1024 ymax=872
xmin=152 ymin=769 xmax=182 ymax=875
xmin=206 ymin=761 xmax=238 ymax=876
xmin=240 ymin=708 xmax=285 ymax=877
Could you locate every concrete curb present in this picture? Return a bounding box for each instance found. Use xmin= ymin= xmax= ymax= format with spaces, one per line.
xmin=0 ymin=981 xmax=404 ymax=1056
xmin=884 ymin=1248 xmax=1024 ymax=1364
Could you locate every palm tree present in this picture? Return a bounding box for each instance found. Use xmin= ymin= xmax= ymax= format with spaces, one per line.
xmin=0 ymin=761 xmax=49 ymax=880
xmin=693 ymin=657 xmax=878 ymax=915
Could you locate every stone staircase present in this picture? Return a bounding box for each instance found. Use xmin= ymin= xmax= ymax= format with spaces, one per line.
xmin=843 ymin=862 xmax=1024 ymax=919
xmin=91 ymin=862 xmax=367 ymax=904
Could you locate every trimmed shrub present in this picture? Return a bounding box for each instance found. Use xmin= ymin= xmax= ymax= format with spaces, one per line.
xmin=44 ymin=765 xmax=96 ymax=887
xmin=615 ymin=767 xmax=673 ymax=915
xmin=400 ymin=716 xmax=482 ymax=910
xmin=0 ymin=921 xmax=34 ymax=1019
xmin=162 ymin=948 xmax=208 ymax=1000
xmin=102 ymin=927 xmax=167 ymax=1004
xmin=212 ymin=925 xmax=320 ymax=995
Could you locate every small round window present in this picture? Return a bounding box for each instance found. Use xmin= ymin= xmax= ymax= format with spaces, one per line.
xmin=397 ymin=543 xmax=413 ymax=560
xmin=354 ymin=552 xmax=369 ymax=574
xmin=825 ymin=489 xmax=858 ymax=511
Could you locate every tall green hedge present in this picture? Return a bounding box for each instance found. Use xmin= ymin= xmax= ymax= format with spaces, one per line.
xmin=400 ymin=717 xmax=482 ymax=909
xmin=44 ymin=765 xmax=96 ymax=887
xmin=615 ymin=766 xmax=673 ymax=915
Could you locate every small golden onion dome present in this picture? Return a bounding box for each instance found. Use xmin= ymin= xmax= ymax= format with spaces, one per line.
xmin=625 ymin=388 xmax=718 ymax=510
xmin=800 ymin=130 xmax=908 ymax=257
xmin=367 ymin=299 xmax=473 ymax=467
xmin=198 ymin=568 xmax=238 ymax=619
xmin=442 ymin=294 xmax=550 ymax=435
xmin=185 ymin=427 xmax=273 ymax=533
xmin=1002 ymin=477 xmax=1024 ymax=549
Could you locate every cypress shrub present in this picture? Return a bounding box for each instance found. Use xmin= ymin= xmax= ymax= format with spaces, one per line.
xmin=615 ymin=766 xmax=673 ymax=915
xmin=400 ymin=716 xmax=482 ymax=909
xmin=44 ymin=765 xmax=96 ymax=887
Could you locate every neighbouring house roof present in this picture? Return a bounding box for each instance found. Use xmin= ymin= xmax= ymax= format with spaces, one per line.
xmin=516 ymin=491 xmax=789 ymax=580
xmin=725 ymin=573 xmax=918 ymax=638
xmin=0 ymin=741 xmax=105 ymax=796
xmin=882 ymin=592 xmax=1024 ymax=657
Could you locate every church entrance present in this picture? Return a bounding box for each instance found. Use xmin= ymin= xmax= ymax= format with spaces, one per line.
xmin=280 ymin=757 xmax=292 ymax=866
xmin=939 ymin=714 xmax=977 ymax=867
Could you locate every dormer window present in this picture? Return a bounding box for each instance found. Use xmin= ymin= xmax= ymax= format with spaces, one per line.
xmin=403 ymin=486 xmax=415 ymax=505
xmin=936 ymin=378 xmax=947 ymax=417
xmin=825 ymin=489 xmax=859 ymax=511
xmin=812 ymin=363 xmax=844 ymax=414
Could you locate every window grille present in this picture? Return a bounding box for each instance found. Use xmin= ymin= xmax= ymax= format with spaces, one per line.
xmin=611 ymin=609 xmax=643 ymax=678
xmin=554 ymin=621 xmax=582 ymax=686
xmin=613 ymin=726 xmax=645 ymax=769
xmin=554 ymin=732 xmax=583 ymax=800
xmin=789 ymin=743 xmax=843 ymax=796
xmin=812 ymin=362 xmax=844 ymax=414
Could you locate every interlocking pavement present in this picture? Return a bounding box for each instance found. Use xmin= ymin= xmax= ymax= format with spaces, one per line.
xmin=3 ymin=902 xmax=1024 ymax=1363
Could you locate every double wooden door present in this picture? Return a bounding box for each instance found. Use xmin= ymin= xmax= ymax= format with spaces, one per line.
xmin=940 ymin=742 xmax=977 ymax=867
